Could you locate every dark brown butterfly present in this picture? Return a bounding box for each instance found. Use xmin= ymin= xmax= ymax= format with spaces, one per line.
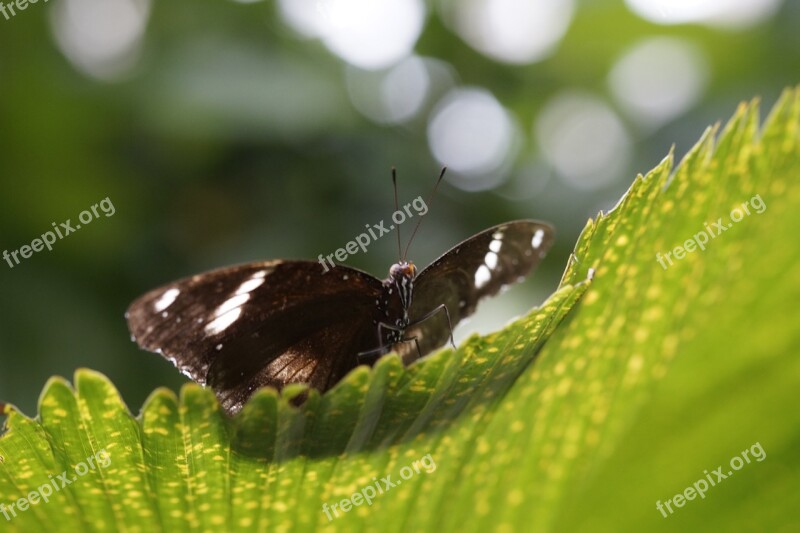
xmin=126 ymin=170 xmax=554 ymax=414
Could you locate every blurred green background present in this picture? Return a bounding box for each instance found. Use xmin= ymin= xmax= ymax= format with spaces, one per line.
xmin=0 ymin=0 xmax=798 ymax=415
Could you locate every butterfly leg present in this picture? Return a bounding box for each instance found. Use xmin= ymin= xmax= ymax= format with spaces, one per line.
xmin=409 ymin=303 xmax=456 ymax=349
xmin=356 ymin=345 xmax=387 ymax=363
xmin=367 ymin=335 xmax=421 ymax=363
xmin=356 ymin=334 xmax=421 ymax=365
xmin=400 ymin=335 xmax=422 ymax=359
xmin=357 ymin=322 xmax=405 ymax=363
xmin=356 ymin=322 xmax=422 ymax=361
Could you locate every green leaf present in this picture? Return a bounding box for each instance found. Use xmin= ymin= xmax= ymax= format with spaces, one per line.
xmin=2 ymin=89 xmax=799 ymax=532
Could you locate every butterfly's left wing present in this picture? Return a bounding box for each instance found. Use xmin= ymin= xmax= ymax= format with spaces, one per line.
xmin=126 ymin=260 xmax=384 ymax=413
xmin=398 ymin=220 xmax=555 ymax=360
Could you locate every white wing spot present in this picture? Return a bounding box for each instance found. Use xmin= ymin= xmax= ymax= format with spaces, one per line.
xmin=474 ymin=265 xmax=491 ymax=289
xmin=205 ymin=308 xmax=242 ymax=335
xmin=215 ymin=293 xmax=250 ymax=317
xmin=532 ymin=229 xmax=545 ymax=248
xmin=484 ymin=251 xmax=498 ymax=270
xmin=489 ymin=238 xmax=502 ymax=252
xmin=205 ymin=292 xmax=250 ymax=335
xmin=235 ymin=276 xmax=265 ymax=295
xmin=153 ymin=288 xmax=180 ymax=312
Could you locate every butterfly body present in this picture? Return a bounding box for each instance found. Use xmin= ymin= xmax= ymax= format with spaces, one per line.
xmin=363 ymin=261 xmax=419 ymax=358
xmin=127 ymin=220 xmax=554 ymax=414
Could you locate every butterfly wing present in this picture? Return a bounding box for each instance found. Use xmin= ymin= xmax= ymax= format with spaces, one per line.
xmin=126 ymin=260 xmax=383 ymax=413
xmin=399 ymin=220 xmax=555 ymax=360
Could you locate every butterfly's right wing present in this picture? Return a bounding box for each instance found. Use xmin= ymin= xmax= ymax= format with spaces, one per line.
xmin=126 ymin=260 xmax=383 ymax=413
xmin=398 ymin=220 xmax=555 ymax=360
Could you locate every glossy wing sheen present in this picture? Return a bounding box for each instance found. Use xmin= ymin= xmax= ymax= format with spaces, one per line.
xmin=126 ymin=260 xmax=383 ymax=413
xmin=398 ymin=220 xmax=555 ymax=360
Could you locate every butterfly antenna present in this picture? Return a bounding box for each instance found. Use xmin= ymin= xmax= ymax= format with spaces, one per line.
xmin=403 ymin=166 xmax=447 ymax=261
xmin=392 ymin=167 xmax=402 ymax=262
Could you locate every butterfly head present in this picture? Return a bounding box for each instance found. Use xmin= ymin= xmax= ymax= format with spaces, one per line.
xmin=387 ymin=261 xmax=416 ymax=312
xmin=389 ymin=261 xmax=416 ymax=281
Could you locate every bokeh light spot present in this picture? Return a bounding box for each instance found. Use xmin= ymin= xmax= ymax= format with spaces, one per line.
xmin=625 ymin=0 xmax=784 ymax=28
xmin=50 ymin=0 xmax=151 ymax=81
xmin=428 ymin=88 xmax=518 ymax=186
xmin=346 ymin=56 xmax=432 ymax=124
xmin=445 ymin=0 xmax=574 ymax=64
xmin=535 ymin=92 xmax=631 ymax=191
xmin=609 ymin=37 xmax=709 ymax=128
xmin=278 ymin=0 xmax=425 ymax=70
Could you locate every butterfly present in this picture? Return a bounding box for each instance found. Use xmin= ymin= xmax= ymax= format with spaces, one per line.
xmin=126 ymin=169 xmax=555 ymax=414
